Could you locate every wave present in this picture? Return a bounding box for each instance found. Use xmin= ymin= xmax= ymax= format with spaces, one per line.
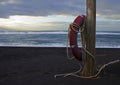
xmin=0 ymin=43 xmax=65 ymax=47
xmin=0 ymin=43 xmax=120 ymax=48
xmin=96 ymin=31 xmax=120 ymax=35
xmin=0 ymin=31 xmax=119 ymax=48
xmin=0 ymin=31 xmax=120 ymax=35
xmin=0 ymin=31 xmax=67 ymax=35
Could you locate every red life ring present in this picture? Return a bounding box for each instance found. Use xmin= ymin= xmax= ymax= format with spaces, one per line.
xmin=69 ymin=15 xmax=85 ymax=61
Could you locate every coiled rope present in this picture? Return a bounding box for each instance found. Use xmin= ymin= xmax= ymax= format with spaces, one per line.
xmin=54 ymin=17 xmax=120 ymax=78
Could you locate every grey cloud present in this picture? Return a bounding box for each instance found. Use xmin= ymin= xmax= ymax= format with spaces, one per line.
xmin=0 ymin=0 xmax=119 ymax=20
xmin=97 ymin=0 xmax=120 ymax=20
xmin=0 ymin=0 xmax=86 ymax=18
xmin=96 ymin=20 xmax=120 ymax=31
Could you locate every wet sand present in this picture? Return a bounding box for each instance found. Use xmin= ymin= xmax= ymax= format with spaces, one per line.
xmin=0 ymin=47 xmax=120 ymax=85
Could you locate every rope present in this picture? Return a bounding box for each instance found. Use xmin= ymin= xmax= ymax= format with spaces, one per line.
xmin=54 ymin=63 xmax=83 ymax=78
xmin=54 ymin=59 xmax=120 ymax=78
xmin=66 ymin=21 xmax=85 ymax=60
xmin=66 ymin=24 xmax=74 ymax=60
xmin=55 ymin=16 xmax=120 ymax=79
xmin=70 ymin=23 xmax=85 ymax=33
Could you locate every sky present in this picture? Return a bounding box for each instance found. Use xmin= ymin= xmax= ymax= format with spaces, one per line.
xmin=0 ymin=0 xmax=120 ymax=31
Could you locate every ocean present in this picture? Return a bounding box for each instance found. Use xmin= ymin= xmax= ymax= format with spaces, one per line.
xmin=0 ymin=31 xmax=120 ymax=48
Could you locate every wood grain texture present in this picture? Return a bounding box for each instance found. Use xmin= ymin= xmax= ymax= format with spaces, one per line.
xmin=82 ymin=0 xmax=96 ymax=76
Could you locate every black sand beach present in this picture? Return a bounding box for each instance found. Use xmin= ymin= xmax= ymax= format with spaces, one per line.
xmin=0 ymin=47 xmax=120 ymax=85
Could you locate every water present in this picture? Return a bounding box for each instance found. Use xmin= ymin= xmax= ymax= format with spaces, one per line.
xmin=0 ymin=31 xmax=120 ymax=48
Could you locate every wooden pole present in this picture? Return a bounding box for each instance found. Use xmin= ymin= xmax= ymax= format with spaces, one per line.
xmin=82 ymin=0 xmax=96 ymax=76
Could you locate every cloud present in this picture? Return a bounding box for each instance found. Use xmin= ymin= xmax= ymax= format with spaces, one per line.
xmin=0 ymin=0 xmax=20 ymax=17
xmin=0 ymin=15 xmax=72 ymax=30
xmin=0 ymin=0 xmax=119 ymax=20
xmin=0 ymin=0 xmax=19 ymax=5
xmin=0 ymin=0 xmax=119 ymax=31
xmin=97 ymin=0 xmax=120 ymax=20
xmin=97 ymin=20 xmax=120 ymax=31
xmin=0 ymin=0 xmax=86 ymax=18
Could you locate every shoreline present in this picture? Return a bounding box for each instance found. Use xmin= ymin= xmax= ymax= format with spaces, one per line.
xmin=0 ymin=47 xmax=120 ymax=85
xmin=0 ymin=45 xmax=120 ymax=48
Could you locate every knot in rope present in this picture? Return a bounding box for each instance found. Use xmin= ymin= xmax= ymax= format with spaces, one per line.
xmin=69 ymin=22 xmax=85 ymax=33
